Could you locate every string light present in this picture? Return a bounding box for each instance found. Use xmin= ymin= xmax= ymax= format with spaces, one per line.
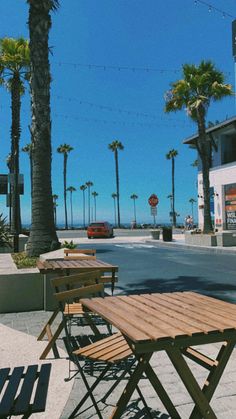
xmin=53 ymin=112 xmax=192 ymax=128
xmin=194 ymin=0 xmax=236 ymax=19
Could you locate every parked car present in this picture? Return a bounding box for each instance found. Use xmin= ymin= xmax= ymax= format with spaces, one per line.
xmin=87 ymin=222 xmax=114 ymax=239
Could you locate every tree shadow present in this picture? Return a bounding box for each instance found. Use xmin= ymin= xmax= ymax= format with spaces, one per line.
xmin=116 ymin=275 xmax=236 ymax=303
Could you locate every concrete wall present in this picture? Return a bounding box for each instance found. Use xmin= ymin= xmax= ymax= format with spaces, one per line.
xmin=0 ymin=270 xmax=43 ymax=313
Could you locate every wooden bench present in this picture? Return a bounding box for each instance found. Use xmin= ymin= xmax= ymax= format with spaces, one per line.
xmin=0 ymin=364 xmax=51 ymax=418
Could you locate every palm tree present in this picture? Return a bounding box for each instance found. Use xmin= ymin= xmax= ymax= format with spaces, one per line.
xmin=0 ymin=37 xmax=30 ymax=252
xmin=108 ymin=140 xmax=124 ymax=228
xmin=165 ymin=60 xmax=232 ymax=233
xmin=111 ymin=193 xmax=117 ymax=227
xmin=85 ymin=181 xmax=93 ymax=225
xmin=67 ymin=186 xmax=76 ymax=228
xmin=26 ymin=0 xmax=60 ymax=256
xmin=130 ymin=194 xmax=138 ymax=224
xmin=52 ymin=194 xmax=58 ymax=227
xmin=166 ymin=149 xmax=178 ymax=227
xmin=57 ymin=144 xmax=73 ymax=229
xmin=91 ymin=191 xmax=98 ymax=221
xmin=189 ymin=198 xmax=197 ymax=219
xmin=80 ymin=184 xmax=87 ymax=228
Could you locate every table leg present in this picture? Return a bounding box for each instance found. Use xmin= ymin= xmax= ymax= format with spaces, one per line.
xmin=189 ymin=339 xmax=236 ymax=419
xmin=145 ymin=362 xmax=181 ymax=418
xmin=110 ymin=353 xmax=152 ymax=419
xmin=167 ymin=347 xmax=217 ymax=419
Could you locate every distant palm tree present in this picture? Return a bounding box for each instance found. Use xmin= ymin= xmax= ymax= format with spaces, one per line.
xmin=26 ymin=0 xmax=60 ymax=256
xmin=130 ymin=194 xmax=138 ymax=224
xmin=91 ymin=191 xmax=98 ymax=221
xmin=108 ymin=140 xmax=124 ymax=228
xmin=85 ymin=181 xmax=93 ymax=225
xmin=189 ymin=198 xmax=197 ymax=219
xmin=80 ymin=184 xmax=87 ymax=228
xmin=165 ymin=60 xmax=232 ymax=233
xmin=52 ymin=194 xmax=58 ymax=227
xmin=67 ymin=186 xmax=76 ymax=228
xmin=191 ymin=159 xmax=198 ymax=168
xmin=166 ymin=149 xmax=178 ymax=227
xmin=57 ymin=144 xmax=73 ymax=229
xmin=0 ymin=37 xmax=30 ymax=251
xmin=111 ymin=193 xmax=117 ymax=227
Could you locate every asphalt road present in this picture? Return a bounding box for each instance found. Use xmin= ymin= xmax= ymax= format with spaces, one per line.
xmin=81 ymin=242 xmax=236 ymax=304
xmin=57 ymin=228 xmax=152 ymax=239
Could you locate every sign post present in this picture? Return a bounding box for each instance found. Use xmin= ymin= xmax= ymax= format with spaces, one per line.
xmin=148 ymin=194 xmax=159 ymax=227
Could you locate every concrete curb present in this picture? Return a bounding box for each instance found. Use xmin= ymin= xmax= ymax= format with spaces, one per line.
xmin=146 ymin=238 xmax=236 ymax=254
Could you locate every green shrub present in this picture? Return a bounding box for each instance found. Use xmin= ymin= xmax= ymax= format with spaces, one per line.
xmin=61 ymin=240 xmax=77 ymax=249
xmin=12 ymin=252 xmax=38 ymax=269
xmin=0 ymin=213 xmax=12 ymax=248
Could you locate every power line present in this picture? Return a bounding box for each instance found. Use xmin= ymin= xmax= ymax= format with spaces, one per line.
xmin=194 ymin=0 xmax=236 ymax=19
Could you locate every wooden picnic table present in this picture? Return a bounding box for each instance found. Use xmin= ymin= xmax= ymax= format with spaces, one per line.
xmin=80 ymin=291 xmax=236 ymax=419
xmin=37 ymin=258 xmax=118 ymax=310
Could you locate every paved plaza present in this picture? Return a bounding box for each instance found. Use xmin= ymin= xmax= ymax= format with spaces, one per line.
xmin=1 ymin=233 xmax=236 ymax=418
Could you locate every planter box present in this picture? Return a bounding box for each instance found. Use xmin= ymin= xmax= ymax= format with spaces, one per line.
xmin=216 ymin=231 xmax=236 ymax=247
xmin=150 ymin=230 xmax=161 ymax=240
xmin=0 ymin=235 xmax=28 ymax=254
xmin=185 ymin=233 xmax=217 ymax=247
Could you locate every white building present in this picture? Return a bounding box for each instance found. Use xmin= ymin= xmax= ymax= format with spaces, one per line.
xmin=184 ymin=116 xmax=236 ymax=231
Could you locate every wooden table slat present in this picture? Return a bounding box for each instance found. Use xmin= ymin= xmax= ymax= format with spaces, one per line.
xmin=175 ymin=292 xmax=236 ymax=325
xmin=128 ymin=295 xmax=214 ymax=334
xmin=81 ymin=297 xmax=166 ymax=342
xmin=142 ymin=294 xmax=236 ymax=332
xmin=114 ymin=296 xmax=200 ymax=337
xmin=154 ymin=293 xmax=235 ymax=332
xmin=184 ymin=292 xmax=236 ymax=315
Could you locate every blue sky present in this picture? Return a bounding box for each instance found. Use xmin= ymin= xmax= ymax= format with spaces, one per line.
xmin=0 ymin=0 xmax=236 ymax=226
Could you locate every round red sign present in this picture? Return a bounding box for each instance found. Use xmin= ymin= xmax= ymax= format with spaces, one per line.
xmin=148 ymin=194 xmax=159 ymax=207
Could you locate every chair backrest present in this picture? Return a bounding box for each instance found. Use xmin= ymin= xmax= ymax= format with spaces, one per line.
xmin=51 ymin=270 xmax=104 ymax=308
xmin=64 ymin=248 xmax=96 ymax=260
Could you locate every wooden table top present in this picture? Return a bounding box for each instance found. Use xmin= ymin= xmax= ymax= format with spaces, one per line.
xmin=37 ymin=258 xmax=118 ymax=273
xmin=80 ymin=292 xmax=236 ymax=350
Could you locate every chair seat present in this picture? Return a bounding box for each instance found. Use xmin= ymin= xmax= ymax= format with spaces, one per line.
xmin=64 ymin=302 xmax=84 ymax=315
xmin=73 ymin=332 xmax=132 ymax=363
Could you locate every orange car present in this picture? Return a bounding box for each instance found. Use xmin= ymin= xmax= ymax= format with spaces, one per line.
xmin=87 ymin=222 xmax=114 ymax=239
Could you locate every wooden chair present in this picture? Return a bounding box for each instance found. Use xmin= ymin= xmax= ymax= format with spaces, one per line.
xmin=55 ymin=290 xmax=151 ymax=419
xmin=64 ymin=248 xmax=96 ymax=260
xmin=38 ymin=271 xmax=107 ymax=360
xmin=0 ymin=364 xmax=51 ymax=418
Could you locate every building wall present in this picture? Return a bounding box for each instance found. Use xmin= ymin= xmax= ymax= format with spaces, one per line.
xmin=198 ymin=161 xmax=236 ymax=230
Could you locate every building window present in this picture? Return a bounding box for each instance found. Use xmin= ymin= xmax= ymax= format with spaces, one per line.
xmin=221 ymin=134 xmax=236 ymax=165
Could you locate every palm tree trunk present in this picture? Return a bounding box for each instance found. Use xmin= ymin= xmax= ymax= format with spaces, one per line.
xmin=113 ymin=197 xmax=117 ymax=227
xmin=94 ymin=197 xmax=96 ymax=221
xmin=172 ymin=157 xmax=176 ymax=227
xmin=82 ymin=190 xmax=86 ymax=228
xmin=196 ymin=110 xmax=213 ymax=233
xmin=88 ymin=187 xmax=91 ymax=225
xmin=64 ymin=154 xmax=68 ymax=229
xmin=11 ymin=73 xmax=21 ymax=252
xmin=115 ymin=150 xmax=121 ymax=227
xmin=133 ymin=200 xmax=136 ymax=223
xmin=70 ymin=191 xmax=73 ymax=228
xmin=26 ymin=0 xmax=60 ymax=256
